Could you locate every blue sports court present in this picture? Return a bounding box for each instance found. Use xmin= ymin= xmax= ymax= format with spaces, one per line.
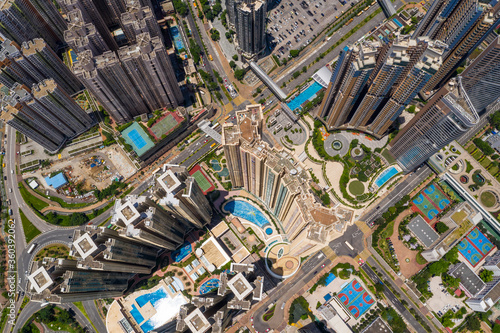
xmin=458 ymin=227 xmax=495 ymax=267
xmin=121 ymin=122 xmax=154 ymax=156
xmin=337 ymin=279 xmax=374 ymax=319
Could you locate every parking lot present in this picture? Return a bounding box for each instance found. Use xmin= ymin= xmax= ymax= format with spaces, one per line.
xmin=267 ymin=0 xmax=354 ymax=58
xmin=426 ymin=276 xmax=470 ymax=321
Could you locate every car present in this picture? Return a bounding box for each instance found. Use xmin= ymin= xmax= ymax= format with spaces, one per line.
xmin=313 ymin=271 xmax=317 ymax=274
xmin=16 ymin=151 xmax=19 ymax=155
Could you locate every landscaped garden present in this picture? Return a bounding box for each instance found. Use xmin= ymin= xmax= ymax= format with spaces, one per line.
xmin=481 ymin=191 xmax=497 ymax=208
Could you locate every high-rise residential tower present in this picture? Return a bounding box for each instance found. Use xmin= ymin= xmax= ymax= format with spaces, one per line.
xmin=72 ymin=50 xmax=149 ymax=123
xmin=117 ymin=33 xmax=183 ymax=112
xmin=235 ymin=0 xmax=266 ymax=58
xmin=57 ymin=0 xmax=119 ymax=50
xmin=320 ymin=37 xmax=444 ymax=137
xmin=3 ymin=80 xmax=94 ymax=152
xmin=389 ymin=78 xmax=479 ymax=171
xmin=0 ymin=0 xmax=64 ymax=49
xmin=21 ymin=39 xmax=83 ymax=95
xmin=64 ymin=9 xmax=110 ymax=55
xmin=121 ymin=0 xmax=162 ymax=44
xmin=111 ymin=194 xmax=191 ymax=249
xmin=318 ymin=42 xmax=380 ymax=127
xmin=221 ymin=105 xmax=354 ymax=259
xmin=154 ymin=164 xmax=213 ymax=228
xmin=28 ymin=257 xmax=131 ymax=304
xmin=460 ymin=35 xmax=500 ymax=113
xmin=421 ymin=1 xmax=500 ymax=93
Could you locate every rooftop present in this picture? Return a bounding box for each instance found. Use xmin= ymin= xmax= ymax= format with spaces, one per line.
xmin=407 ymin=215 xmax=439 ymax=248
xmin=183 ymin=308 xmax=211 ymax=333
xmin=227 ymin=272 xmax=254 ymax=300
xmin=45 ymin=172 xmax=68 ymax=189
xmin=361 ymin=317 xmax=393 ymax=333
xmin=448 ymin=263 xmax=485 ymax=296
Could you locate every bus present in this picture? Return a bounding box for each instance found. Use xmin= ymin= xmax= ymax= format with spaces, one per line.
xmin=224 ymin=115 xmax=231 ymax=120
xmin=344 ymin=241 xmax=354 ymax=251
xmin=208 ymin=54 xmax=213 ymax=61
xmin=27 ymin=243 xmax=37 ymax=254
xmin=212 ymin=122 xmax=219 ymax=129
xmin=210 ymin=143 xmax=217 ymax=148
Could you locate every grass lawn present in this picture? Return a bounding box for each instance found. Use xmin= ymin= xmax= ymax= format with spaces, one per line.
xmin=416 ymin=251 xmax=428 ymax=265
xmin=472 ymin=150 xmax=484 ymax=160
xmin=262 ymin=305 xmax=276 ymax=321
xmin=18 ymin=182 xmax=49 ymax=211
xmin=480 ymin=157 xmax=492 ymax=169
xmin=33 ymin=189 xmax=95 ymax=209
xmin=349 ymin=180 xmax=365 ymax=195
xmin=382 ymin=149 xmax=396 ymax=164
xmin=466 ymin=145 xmax=476 ymax=154
xmin=465 ymin=160 xmax=474 ymax=173
xmin=73 ymin=302 xmax=97 ymax=332
xmin=489 ymin=166 xmax=500 ymax=177
xmin=481 ymin=191 xmax=497 ymax=208
xmin=19 ymin=209 xmax=41 ymax=243
xmin=34 ymin=244 xmax=69 ymax=261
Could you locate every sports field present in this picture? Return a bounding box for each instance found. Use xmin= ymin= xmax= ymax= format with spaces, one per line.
xmin=149 ymin=112 xmax=184 ymax=140
xmin=189 ymin=164 xmax=215 ymax=194
xmin=121 ymin=123 xmax=154 ymax=156
xmin=458 ymin=227 xmax=495 ymax=267
xmin=337 ymin=279 xmax=374 ymax=319
xmin=411 ymin=184 xmax=451 ymax=222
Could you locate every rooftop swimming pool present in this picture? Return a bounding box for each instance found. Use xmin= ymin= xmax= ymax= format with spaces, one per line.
xmin=286 ymin=82 xmax=323 ymax=112
xmin=170 ymin=26 xmax=185 ymax=51
xmin=129 ymin=286 xmax=187 ymax=333
xmin=223 ymin=200 xmax=271 ymax=229
xmin=199 ymin=278 xmax=220 ymax=294
xmin=374 ymin=166 xmax=399 ymax=188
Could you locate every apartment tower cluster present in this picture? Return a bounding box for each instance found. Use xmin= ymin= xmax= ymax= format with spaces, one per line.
xmin=222 ymin=105 xmax=354 ymax=258
xmin=27 ymin=164 xmax=212 ymax=304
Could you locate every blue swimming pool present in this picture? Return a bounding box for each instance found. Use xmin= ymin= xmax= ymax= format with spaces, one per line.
xmin=325 ymin=273 xmax=336 ymax=286
xmin=130 ymin=287 xmax=188 ymax=333
xmin=170 ymin=26 xmax=185 ymax=51
xmin=171 ymin=242 xmax=192 ymax=262
xmin=223 ymin=200 xmax=271 ymax=229
xmin=374 ymin=166 xmax=399 ymax=188
xmin=199 ymin=278 xmax=220 ymax=294
xmin=265 ymin=228 xmax=273 ymax=235
xmin=286 ymin=82 xmax=323 ymax=112
xmin=393 ymin=18 xmax=403 ymax=27
xmin=130 ymin=304 xmax=144 ymax=324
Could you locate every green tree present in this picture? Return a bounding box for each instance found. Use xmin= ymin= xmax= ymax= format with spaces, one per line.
xmin=290 ymin=49 xmax=300 ymax=57
xmin=234 ymin=69 xmax=245 ymax=80
xmin=232 ymin=54 xmax=238 ymax=61
xmin=189 ymin=38 xmax=202 ymax=63
xmin=429 ymin=261 xmax=450 ymax=275
xmin=480 ymin=269 xmax=494 ymax=282
xmin=302 ymin=66 xmax=307 ymax=73
xmin=225 ymin=31 xmax=232 ymax=40
xmin=292 ymin=71 xmax=300 ymax=79
xmin=172 ymin=0 xmax=188 ymax=16
xmin=70 ymin=212 xmax=89 ymax=226
xmin=210 ymin=28 xmax=220 ymax=41
xmin=375 ymin=283 xmax=384 ymax=293
xmin=442 ymin=273 xmax=460 ymax=288
xmin=466 ymin=315 xmax=481 ymax=332
xmin=444 ymin=247 xmax=459 ymax=263
xmin=229 ymin=60 xmax=236 ymax=69
xmin=490 ymin=110 xmax=500 ymax=129
xmin=492 ymin=324 xmax=500 ymax=333
xmin=473 ymin=138 xmax=494 ymax=155
xmin=435 ymin=222 xmax=449 ymax=234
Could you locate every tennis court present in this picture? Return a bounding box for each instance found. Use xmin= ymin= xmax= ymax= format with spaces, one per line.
xmin=189 ymin=164 xmax=215 ymax=194
xmin=149 ymin=112 xmax=184 ymax=140
xmin=121 ymin=122 xmax=154 ymax=156
xmin=424 ymin=184 xmax=451 ymax=210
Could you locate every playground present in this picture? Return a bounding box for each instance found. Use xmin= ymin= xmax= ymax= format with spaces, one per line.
xmin=337 ymin=279 xmax=375 ymax=319
xmin=189 ymin=164 xmax=215 ymax=194
xmin=412 ymin=184 xmax=451 ymax=222
xmin=458 ymin=227 xmax=495 ymax=267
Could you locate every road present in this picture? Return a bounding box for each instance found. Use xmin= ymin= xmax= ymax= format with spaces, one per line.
xmin=252 ymin=252 xmax=330 ymax=332
xmin=83 ymin=300 xmax=107 ymax=333
xmin=184 ymin=4 xmax=230 ymax=105
xmin=363 ymin=258 xmax=438 ymax=333
xmin=360 ymin=165 xmax=433 ymax=223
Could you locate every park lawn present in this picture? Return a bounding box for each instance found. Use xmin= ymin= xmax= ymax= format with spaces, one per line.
xmin=18 ymin=182 xmax=49 ymax=211
xmin=481 ymin=192 xmax=497 ymax=208
xmin=481 ymin=158 xmax=492 ymax=169
xmin=349 ymin=180 xmax=365 ymax=195
xmin=489 ymin=165 xmax=500 ymax=176
xmin=382 ymin=149 xmax=396 ymax=164
xmin=466 ymin=145 xmax=476 ymax=154
xmin=465 ymin=160 xmax=474 ymax=173
xmin=472 ymin=150 xmax=484 ymax=160
xmin=19 ymin=209 xmax=41 ymax=243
